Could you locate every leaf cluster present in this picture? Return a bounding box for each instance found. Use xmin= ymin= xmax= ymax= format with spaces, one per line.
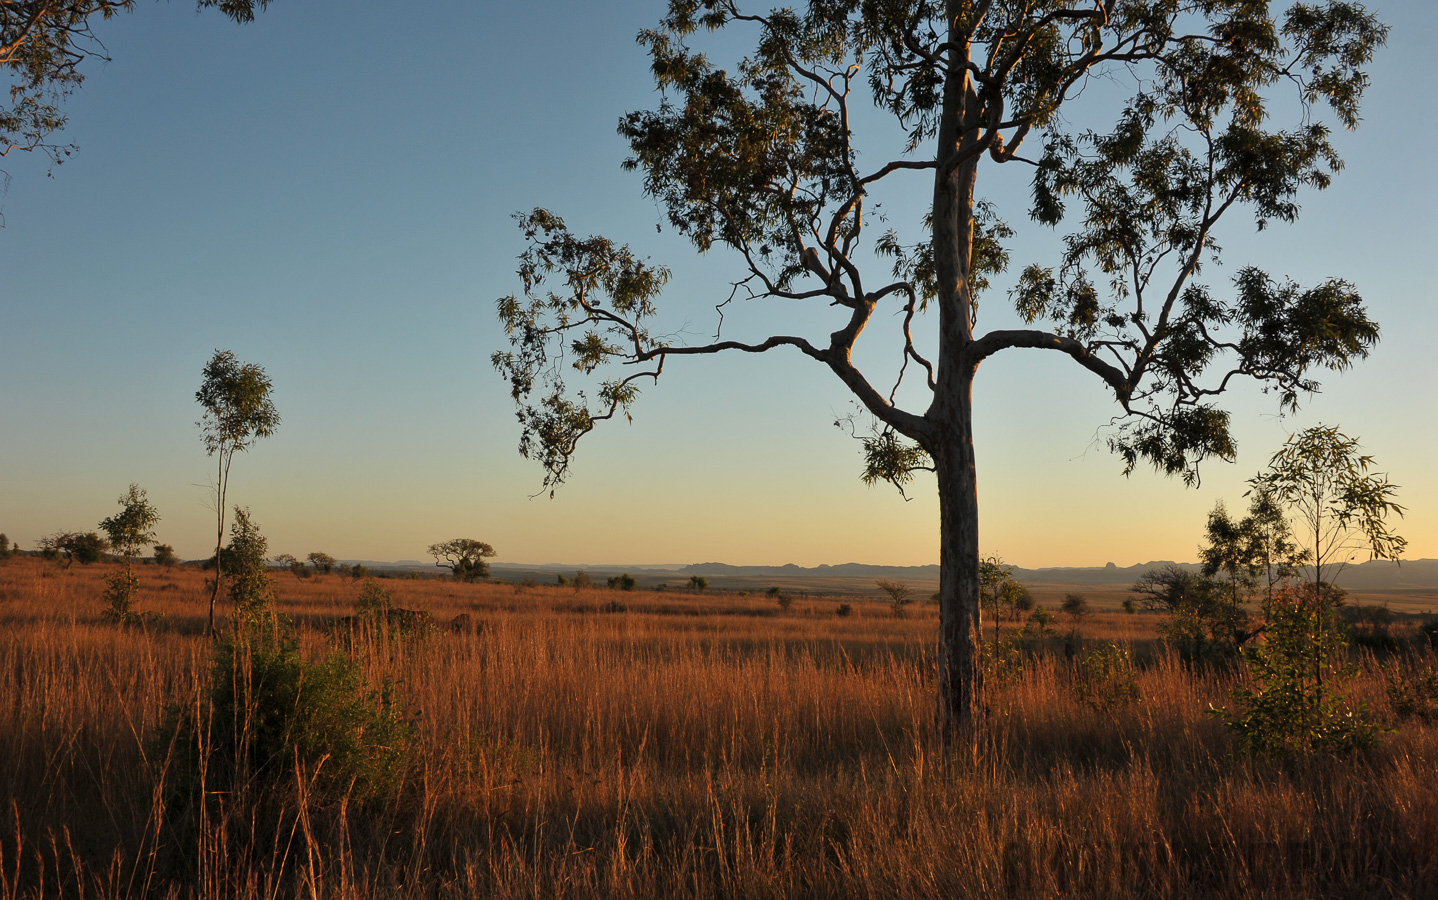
xmin=493 ymin=210 xmax=670 ymax=492
xmin=1 ymin=1 xmax=271 ymax=163
xmin=195 ymin=349 xmax=280 ymax=460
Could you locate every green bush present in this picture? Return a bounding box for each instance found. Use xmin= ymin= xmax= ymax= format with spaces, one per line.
xmin=1215 ymin=586 xmax=1384 ymax=758
xmin=1071 ymin=643 xmax=1141 ymax=714
xmin=607 ymin=573 xmax=636 ymax=591
xmin=181 ymin=631 xmax=413 ymax=800
xmin=100 ymin=571 xmax=145 ymax=624
xmin=226 ymin=508 xmax=275 ymax=632
xmin=982 ymin=638 xmax=1025 ymax=687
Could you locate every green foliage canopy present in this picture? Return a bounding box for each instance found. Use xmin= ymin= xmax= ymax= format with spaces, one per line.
xmin=1249 ymin=425 xmax=1406 ymax=588
xmin=98 ymin=483 xmax=159 ymax=564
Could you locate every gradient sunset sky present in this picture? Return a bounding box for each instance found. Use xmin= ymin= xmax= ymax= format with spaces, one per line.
xmin=1 ymin=1 xmax=1433 ymax=569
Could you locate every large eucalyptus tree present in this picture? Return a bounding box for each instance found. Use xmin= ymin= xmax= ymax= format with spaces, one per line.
xmin=494 ymin=0 xmax=1387 ymax=742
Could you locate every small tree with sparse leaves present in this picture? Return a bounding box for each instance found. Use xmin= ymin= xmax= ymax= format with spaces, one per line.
xmin=197 ymin=350 xmax=279 ymax=636
xmin=98 ymin=484 xmax=160 ymax=623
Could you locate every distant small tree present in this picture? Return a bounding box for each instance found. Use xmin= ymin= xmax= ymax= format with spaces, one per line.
xmin=1244 ymin=485 xmax=1300 ymax=606
xmin=196 ymin=349 xmax=280 ymax=636
xmin=272 ymin=553 xmax=307 ymax=578
xmin=573 ymin=570 xmax=592 ymax=591
xmin=153 ymin=544 xmax=178 ymax=568
xmin=307 ymin=551 xmax=337 ymax=575
xmin=876 ymin=578 xmax=914 ymax=617
xmin=1130 ymin=564 xmax=1207 ymax=614
xmin=1060 ymin=593 xmax=1092 ymax=625
xmin=427 ymin=539 xmax=495 ymax=582
xmin=0 ymin=533 xmax=9 ymax=559
xmin=979 ymin=556 xmax=1028 ymax=640
xmin=689 ymin=574 xmax=707 ymax=592
xmin=41 ymin=531 xmax=107 ymax=565
xmin=607 ymin=573 xmax=637 ymax=591
xmin=556 ymin=573 xmax=569 ymax=586
xmin=97 ymin=484 xmax=160 ymax=623
xmin=1199 ymin=502 xmax=1261 ymax=611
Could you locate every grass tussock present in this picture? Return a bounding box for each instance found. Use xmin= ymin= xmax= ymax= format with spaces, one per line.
xmin=0 ymin=555 xmax=1435 ymax=898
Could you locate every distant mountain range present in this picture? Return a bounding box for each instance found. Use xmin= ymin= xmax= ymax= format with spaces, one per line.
xmin=472 ymin=558 xmax=1438 ymax=592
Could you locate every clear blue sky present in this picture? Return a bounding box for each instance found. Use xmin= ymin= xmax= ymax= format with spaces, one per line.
xmin=1 ymin=1 xmax=1434 ymax=568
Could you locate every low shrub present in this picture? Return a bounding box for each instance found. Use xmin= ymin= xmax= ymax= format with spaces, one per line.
xmin=173 ymin=631 xmax=413 ymax=802
xmin=1071 ymin=642 xmax=1141 ymax=713
xmin=983 ymin=638 xmax=1025 ymax=687
xmin=100 ymin=571 xmax=146 ymax=625
xmin=1214 ymin=586 xmax=1384 ymax=758
xmin=1384 ymin=663 xmax=1438 ymax=722
xmin=353 ymin=579 xmax=432 ymax=637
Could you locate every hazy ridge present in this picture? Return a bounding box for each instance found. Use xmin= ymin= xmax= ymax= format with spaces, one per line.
xmin=468 ymin=558 xmax=1438 ymax=591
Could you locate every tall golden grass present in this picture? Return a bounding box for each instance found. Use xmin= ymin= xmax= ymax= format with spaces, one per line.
xmin=1 ymin=555 xmax=1434 ymax=898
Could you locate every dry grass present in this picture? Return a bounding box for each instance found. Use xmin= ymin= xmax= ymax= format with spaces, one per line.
xmin=1 ymin=556 xmax=1435 ymax=898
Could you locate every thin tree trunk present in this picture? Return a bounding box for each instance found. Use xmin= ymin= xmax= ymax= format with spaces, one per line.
xmin=934 ymin=373 xmax=983 ymax=752
xmin=208 ymin=451 xmax=226 ymax=636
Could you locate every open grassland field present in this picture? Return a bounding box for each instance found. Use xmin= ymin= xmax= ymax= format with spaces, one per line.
xmin=1 ymin=556 xmax=1436 ymax=899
